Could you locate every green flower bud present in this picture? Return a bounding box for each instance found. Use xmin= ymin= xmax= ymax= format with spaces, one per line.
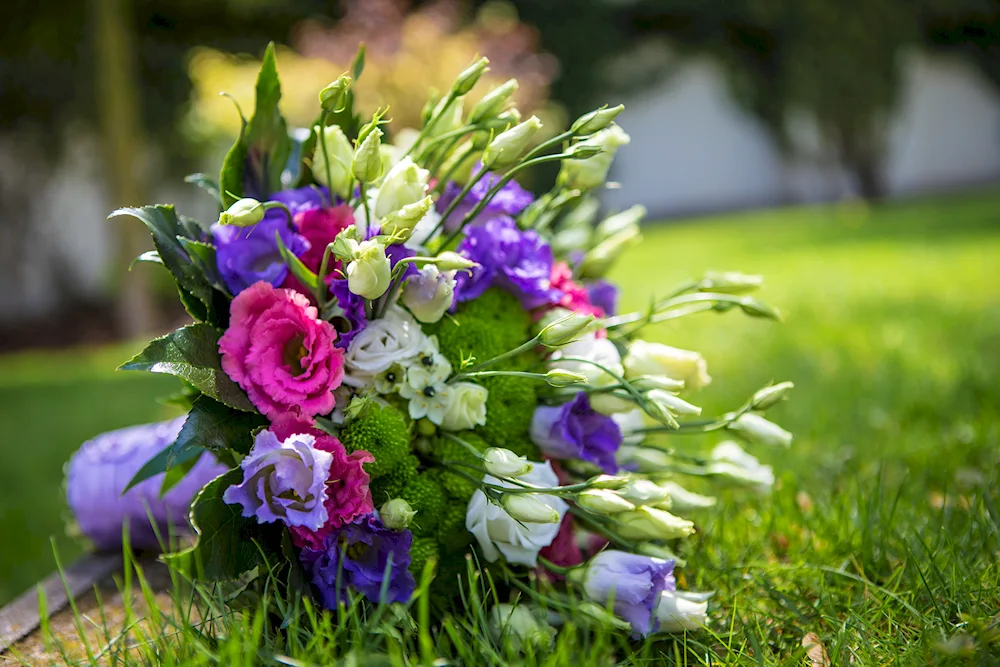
xmin=352 ymin=127 xmax=384 ymax=184
xmin=616 ymin=506 xmax=695 ymax=541
xmin=749 ymin=381 xmax=795 ymax=411
xmin=558 ymin=124 xmax=630 ymax=191
xmin=374 ymin=157 xmax=430 ymax=220
xmin=452 ymin=57 xmax=490 ymax=96
xmin=312 ymin=124 xmax=355 ymax=198
xmin=571 ymin=104 xmax=625 ymax=135
xmin=469 ymin=78 xmax=519 ymax=124
xmin=659 ymin=481 xmax=717 ymax=511
xmin=646 ymin=389 xmax=702 ymax=417
xmin=501 ymin=493 xmax=560 ymax=523
xmin=346 ymin=240 xmax=392 ymax=299
xmin=483 ymin=448 xmax=533 ymax=478
xmin=594 ymin=205 xmax=646 ymax=244
xmin=379 ymin=498 xmax=417 ymax=530
xmin=577 ymin=225 xmax=641 ymax=279
xmin=319 ymin=74 xmax=352 ymax=112
xmin=544 ymin=368 xmax=589 ymax=387
xmin=577 ymin=489 xmax=635 ymax=515
xmin=331 ymin=226 xmax=362 ymax=262
xmin=433 ymin=251 xmax=478 ymax=271
xmin=617 ymin=478 xmax=671 ymax=506
xmin=480 ymin=108 xmax=523 ymax=131
xmin=537 ymin=311 xmax=598 ymax=347
xmin=587 ymin=474 xmax=630 ymax=490
xmin=698 ymin=270 xmax=764 ymax=295
xmin=218 ymin=198 xmax=265 ymax=227
xmin=630 ymin=375 xmax=685 ymax=392
xmin=481 ymin=116 xmax=543 ymax=169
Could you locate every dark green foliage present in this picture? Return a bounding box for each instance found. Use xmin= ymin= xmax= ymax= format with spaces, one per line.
xmin=408 ymin=536 xmax=439 ymax=579
xmin=431 ymin=435 xmax=485 ymax=502
xmin=436 ymin=502 xmax=473 ymax=552
xmin=474 ymin=374 xmax=538 ymax=448
xmin=340 ymin=403 xmax=411 ymax=479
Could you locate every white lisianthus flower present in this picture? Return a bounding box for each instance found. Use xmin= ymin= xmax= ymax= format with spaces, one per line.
xmin=707 ymin=441 xmax=775 ymax=491
xmin=343 ymin=306 xmax=426 ymax=386
xmin=438 ymin=381 xmax=488 ymax=431
xmin=374 ymin=157 xmax=430 ymax=220
xmin=655 ymin=590 xmax=711 ymax=633
xmin=549 ymin=335 xmax=623 ymax=386
xmin=466 ymin=461 xmax=568 ymax=566
xmin=346 ymin=239 xmax=392 ymax=299
xmin=623 ymin=340 xmax=711 ymax=391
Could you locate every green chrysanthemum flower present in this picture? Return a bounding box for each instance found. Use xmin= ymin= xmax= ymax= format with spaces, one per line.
xmin=437 ymin=501 xmax=473 ymax=551
xmin=400 ymin=472 xmax=447 ymax=536
xmin=429 ymin=433 xmax=487 ymax=501
xmin=475 ymin=374 xmax=538 ymax=447
xmin=428 ymin=288 xmax=533 ymax=371
xmin=368 ymin=454 xmax=420 ymax=503
xmin=340 ymin=403 xmax=411 ymax=479
xmin=408 ymin=536 xmax=439 ymax=579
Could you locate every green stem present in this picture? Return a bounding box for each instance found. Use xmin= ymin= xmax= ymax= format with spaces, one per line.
xmin=448 ymin=370 xmax=551 ymax=384
xmin=427 ymin=164 xmax=490 ymax=243
xmin=401 ymin=91 xmax=457 ymax=161
xmin=318 ymin=112 xmax=335 ymax=200
xmin=431 ymin=143 xmax=477 ymax=196
xmin=452 ymin=335 xmax=542 ymax=376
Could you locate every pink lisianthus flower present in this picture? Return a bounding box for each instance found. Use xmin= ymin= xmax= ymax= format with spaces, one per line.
xmin=219 ymin=281 xmax=344 ymax=419
xmin=539 ymin=514 xmax=584 ymax=575
xmin=271 ymin=415 xmax=375 ymax=550
xmin=281 ymin=205 xmax=355 ymax=298
xmin=550 ymin=261 xmax=605 ymax=318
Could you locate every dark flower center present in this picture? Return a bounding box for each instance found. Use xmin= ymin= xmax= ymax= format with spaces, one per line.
xmin=385 ymin=371 xmax=396 ymax=383
xmin=282 ymin=334 xmax=309 ymax=375
xmin=421 ymin=354 xmax=434 ymax=367
xmin=423 ymin=386 xmax=436 ymax=398
xmin=338 ymin=535 xmax=369 ymax=562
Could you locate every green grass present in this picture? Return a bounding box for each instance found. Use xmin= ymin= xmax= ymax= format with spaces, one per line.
xmin=1 ymin=190 xmax=999 ymax=663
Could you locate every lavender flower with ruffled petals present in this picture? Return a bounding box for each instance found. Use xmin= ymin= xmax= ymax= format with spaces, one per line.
xmin=454 ymin=216 xmax=557 ymax=309
xmin=587 ymin=280 xmax=619 ymax=316
xmin=529 ymin=392 xmax=622 ymax=473
xmin=581 ymin=551 xmax=675 ymax=637
xmin=299 ymin=513 xmax=416 ymax=607
xmin=222 ymin=429 xmax=333 ymax=530
xmin=437 ymin=170 xmax=534 ymax=231
xmin=66 ymin=417 xmax=228 ymax=551
xmin=328 ymin=277 xmax=367 ymax=350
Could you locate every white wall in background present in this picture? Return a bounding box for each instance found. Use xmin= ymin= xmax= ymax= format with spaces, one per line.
xmin=603 ymin=50 xmax=1000 ymax=216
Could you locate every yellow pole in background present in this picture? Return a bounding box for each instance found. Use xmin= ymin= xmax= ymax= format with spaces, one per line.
xmin=92 ymin=0 xmax=155 ymax=337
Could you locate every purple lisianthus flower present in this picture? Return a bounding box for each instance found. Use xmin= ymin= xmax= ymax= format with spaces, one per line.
xmin=437 ymin=170 xmax=534 ymax=231
xmin=587 ymin=280 xmax=619 ymax=317
xmin=529 ymin=392 xmax=622 ymax=473
xmin=66 ymin=417 xmax=228 ymax=551
xmin=328 ymin=277 xmax=368 ymax=350
xmin=454 ymin=216 xmax=558 ymax=309
xmin=222 ymin=429 xmax=333 ymax=531
xmin=212 ymin=186 xmax=330 ymax=295
xmin=299 ymin=513 xmax=416 ymax=607
xmin=581 ymin=551 xmax=676 ymax=637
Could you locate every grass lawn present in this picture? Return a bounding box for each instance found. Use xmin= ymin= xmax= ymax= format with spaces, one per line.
xmin=0 ymin=190 xmax=998 ymax=663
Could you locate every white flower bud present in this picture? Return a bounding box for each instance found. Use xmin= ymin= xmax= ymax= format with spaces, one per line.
xmin=617 ymin=506 xmax=695 ymax=541
xmin=438 ymin=382 xmax=488 ymax=431
xmin=570 ymin=104 xmax=625 ymax=135
xmin=557 ymin=124 xmax=630 ymax=190
xmin=381 ymin=195 xmax=434 ymax=242
xmin=623 ymin=340 xmax=711 ymax=391
xmin=577 ymin=489 xmax=635 ymax=515
xmin=346 ymin=239 xmax=392 ymax=299
xmin=659 ymin=482 xmax=717 ymax=511
xmin=481 ymin=116 xmax=543 ymax=169
xmin=749 ymin=382 xmax=795 ymax=411
xmin=708 ymin=440 xmax=775 ymax=490
xmin=655 ymin=590 xmax=711 ymax=633
xmin=699 ymin=270 xmax=764 ymax=295
xmin=727 ymin=413 xmax=793 ymax=448
xmin=319 ymin=74 xmax=351 ymax=111
xmin=646 ymin=389 xmax=702 ymax=417
xmin=593 ymin=205 xmax=646 ymax=244
xmin=577 ymin=225 xmax=641 ymax=279
xmin=427 ymin=94 xmax=466 ymax=140
xmin=538 ymin=311 xmax=598 ymax=347
xmin=432 ymin=251 xmax=478 ymax=271
xmin=401 ymin=265 xmax=455 ymax=324
xmin=617 ymin=478 xmax=671 ymax=506
xmin=312 ymin=124 xmax=355 ymax=198
xmin=544 ymin=368 xmax=589 ymax=387
xmin=630 ymin=376 xmax=686 ymax=392
xmin=374 ymin=157 xmax=430 ymax=220
xmin=352 ymin=127 xmax=384 ymax=184
xmin=483 ymin=448 xmax=533 ymax=478
xmin=218 ymin=198 xmax=265 ymax=227
xmin=501 ymin=493 xmax=561 ymax=524
xmin=469 ymin=78 xmax=518 ymax=124
xmin=379 ymin=498 xmax=416 ymax=530
xmin=587 ymin=474 xmax=630 ymax=490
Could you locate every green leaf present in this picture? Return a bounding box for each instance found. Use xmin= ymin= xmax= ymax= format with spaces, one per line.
xmin=275 ymin=230 xmax=319 ymax=292
xmin=177 ymin=237 xmax=229 ymax=296
xmin=159 ymin=455 xmax=200 ymax=496
xmin=184 ymin=172 xmax=222 ymax=206
xmin=163 ymin=468 xmax=282 ymax=581
xmin=126 ymin=394 xmax=263 ymax=493
xmin=352 ymin=43 xmax=366 ymax=80
xmin=130 ymin=250 xmax=163 ymax=270
xmin=244 ymin=42 xmax=292 ymax=198
xmin=219 ymin=101 xmax=249 ymax=208
xmin=119 ymin=323 xmax=256 ymax=412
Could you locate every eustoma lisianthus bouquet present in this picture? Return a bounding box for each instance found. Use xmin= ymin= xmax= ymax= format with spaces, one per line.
xmin=89 ymin=44 xmax=794 ymax=637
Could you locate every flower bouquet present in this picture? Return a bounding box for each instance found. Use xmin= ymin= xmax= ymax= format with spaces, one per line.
xmin=81 ymin=43 xmax=794 ymax=638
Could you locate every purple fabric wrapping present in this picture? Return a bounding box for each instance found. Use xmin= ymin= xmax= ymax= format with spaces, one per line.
xmin=65 ymin=417 xmax=228 ymax=551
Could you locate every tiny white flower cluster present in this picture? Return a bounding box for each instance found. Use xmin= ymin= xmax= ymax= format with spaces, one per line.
xmin=343 ymin=305 xmax=488 ymax=431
